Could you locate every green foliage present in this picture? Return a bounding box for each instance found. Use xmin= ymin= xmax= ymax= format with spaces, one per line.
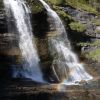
xmin=47 ymin=0 xmax=65 ymax=5
xmin=78 ymin=40 xmax=100 ymax=62
xmin=69 ymin=22 xmax=86 ymax=32
xmin=65 ymin=0 xmax=97 ymax=14
xmin=47 ymin=0 xmax=99 ymax=14
xmin=85 ymin=49 xmax=100 ymax=62
xmin=27 ymin=0 xmax=44 ymax=14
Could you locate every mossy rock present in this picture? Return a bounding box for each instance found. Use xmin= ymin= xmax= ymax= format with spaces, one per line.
xmin=85 ymin=48 xmax=100 ymax=62
xmin=69 ymin=22 xmax=86 ymax=32
xmin=77 ymin=40 xmax=100 ymax=47
xmin=65 ymin=0 xmax=98 ymax=14
xmin=79 ymin=40 xmax=100 ymax=62
xmin=27 ymin=0 xmax=44 ymax=14
xmin=47 ymin=0 xmax=66 ymax=5
xmin=51 ymin=5 xmax=73 ymax=28
xmin=53 ymin=5 xmax=72 ymax=20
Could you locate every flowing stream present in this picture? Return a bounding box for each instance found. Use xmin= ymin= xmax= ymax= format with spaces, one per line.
xmin=39 ymin=0 xmax=93 ymax=85
xmin=3 ymin=0 xmax=44 ymax=82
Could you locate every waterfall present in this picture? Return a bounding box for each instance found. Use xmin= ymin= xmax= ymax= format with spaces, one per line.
xmin=39 ymin=0 xmax=93 ymax=85
xmin=3 ymin=0 xmax=44 ymax=82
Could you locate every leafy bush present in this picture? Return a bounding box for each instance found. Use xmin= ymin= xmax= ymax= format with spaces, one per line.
xmin=69 ymin=22 xmax=86 ymax=32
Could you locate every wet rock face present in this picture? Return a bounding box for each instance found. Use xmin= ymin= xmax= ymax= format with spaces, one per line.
xmin=33 ymin=10 xmax=49 ymax=37
xmin=0 ymin=1 xmax=62 ymax=82
xmin=0 ymin=5 xmax=21 ymax=79
xmin=0 ymin=4 xmax=18 ymax=51
xmin=0 ymin=10 xmax=7 ymax=33
xmin=0 ymin=1 xmax=7 ymax=33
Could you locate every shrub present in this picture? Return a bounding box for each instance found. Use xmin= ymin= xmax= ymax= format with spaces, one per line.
xmin=69 ymin=22 xmax=86 ymax=32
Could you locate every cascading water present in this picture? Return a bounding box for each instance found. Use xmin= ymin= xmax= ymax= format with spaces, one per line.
xmin=39 ymin=0 xmax=93 ymax=85
xmin=3 ymin=0 xmax=44 ymax=82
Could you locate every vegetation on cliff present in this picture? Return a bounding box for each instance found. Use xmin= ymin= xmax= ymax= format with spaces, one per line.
xmin=26 ymin=0 xmax=100 ymax=63
xmin=85 ymin=49 xmax=100 ymax=62
xmin=78 ymin=40 xmax=100 ymax=62
xmin=47 ymin=1 xmax=99 ymax=64
xmin=69 ymin=22 xmax=86 ymax=32
xmin=46 ymin=0 xmax=99 ymax=14
xmin=27 ymin=0 xmax=44 ymax=14
xmin=65 ymin=0 xmax=98 ymax=14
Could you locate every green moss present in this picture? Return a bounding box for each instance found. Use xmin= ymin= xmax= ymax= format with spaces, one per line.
xmin=65 ymin=0 xmax=97 ymax=14
xmin=78 ymin=40 xmax=100 ymax=62
xmin=85 ymin=49 xmax=100 ymax=62
xmin=27 ymin=0 xmax=44 ymax=14
xmin=91 ymin=40 xmax=100 ymax=46
xmin=77 ymin=40 xmax=100 ymax=47
xmin=53 ymin=5 xmax=72 ymax=20
xmin=69 ymin=22 xmax=86 ymax=32
xmin=47 ymin=0 xmax=65 ymax=5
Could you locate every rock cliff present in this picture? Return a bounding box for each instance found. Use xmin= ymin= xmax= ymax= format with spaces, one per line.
xmin=0 ymin=0 xmax=100 ymax=99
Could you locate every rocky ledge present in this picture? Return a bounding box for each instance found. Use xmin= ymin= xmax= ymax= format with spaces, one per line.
xmin=0 ymin=78 xmax=100 ymax=100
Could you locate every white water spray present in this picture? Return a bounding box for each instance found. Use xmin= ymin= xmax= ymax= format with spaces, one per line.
xmin=4 ymin=0 xmax=44 ymax=82
xmin=39 ymin=0 xmax=93 ymax=84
